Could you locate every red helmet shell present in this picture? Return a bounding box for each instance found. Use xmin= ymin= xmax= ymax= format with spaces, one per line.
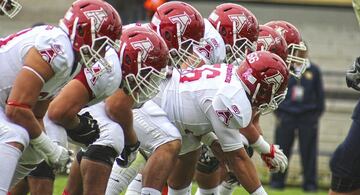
xmin=150 ymin=1 xmax=204 ymax=50
xmin=256 ymin=25 xmax=288 ymax=61
xmin=236 ymin=51 xmax=289 ymax=107
xmin=61 ymin=0 xmax=122 ymax=51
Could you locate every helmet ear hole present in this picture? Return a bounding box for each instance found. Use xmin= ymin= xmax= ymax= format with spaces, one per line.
xmin=165 ymin=31 xmax=171 ymax=41
xmin=77 ymin=25 xmax=84 ymax=37
xmin=220 ymin=26 xmax=227 ymax=36
xmin=125 ymin=55 xmax=132 ymax=65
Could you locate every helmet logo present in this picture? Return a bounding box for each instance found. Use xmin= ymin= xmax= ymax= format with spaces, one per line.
xmin=264 ymin=72 xmax=284 ymax=92
xmin=258 ymin=35 xmax=275 ymax=51
xmin=130 ymin=39 xmax=154 ymax=62
xmin=84 ymin=8 xmax=108 ymax=32
xmin=228 ymin=14 xmax=247 ymax=33
xmin=274 ymin=26 xmax=287 ymax=38
xmin=169 ymin=13 xmax=191 ymax=35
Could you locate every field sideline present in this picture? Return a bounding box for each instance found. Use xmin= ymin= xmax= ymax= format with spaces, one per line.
xmin=53 ymin=176 xmax=328 ymax=195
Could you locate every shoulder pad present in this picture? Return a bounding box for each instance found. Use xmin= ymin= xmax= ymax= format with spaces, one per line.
xmin=34 ymin=27 xmax=74 ymax=74
xmin=85 ymin=48 xmax=122 ymax=105
xmin=212 ymin=83 xmax=252 ymax=129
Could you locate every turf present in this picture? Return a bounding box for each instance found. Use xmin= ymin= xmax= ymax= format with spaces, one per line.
xmin=54 ymin=175 xmax=329 ymax=195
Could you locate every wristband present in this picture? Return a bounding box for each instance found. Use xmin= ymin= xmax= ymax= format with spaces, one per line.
xmin=250 ymin=135 xmax=271 ymax=154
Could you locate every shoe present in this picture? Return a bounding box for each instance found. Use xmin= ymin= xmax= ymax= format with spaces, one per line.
xmin=303 ymin=185 xmax=317 ymax=192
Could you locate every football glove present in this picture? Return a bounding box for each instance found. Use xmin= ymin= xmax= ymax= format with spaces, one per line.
xmin=116 ymin=141 xmax=140 ymax=168
xmin=346 ymin=56 xmax=360 ymax=91
xmin=261 ymin=144 xmax=288 ymax=173
xmin=66 ymin=112 xmax=100 ymax=146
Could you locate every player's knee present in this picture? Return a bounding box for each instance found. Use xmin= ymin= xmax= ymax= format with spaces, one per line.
xmin=1 ymin=124 xmax=29 ymax=150
xmin=81 ymin=145 xmax=118 ymax=166
xmin=28 ymin=161 xmax=55 ymax=180
xmin=157 ymin=139 xmax=181 ymax=155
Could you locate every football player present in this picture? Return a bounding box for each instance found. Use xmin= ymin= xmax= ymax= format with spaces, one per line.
xmin=194 ymin=23 xmax=289 ymax=195
xmin=329 ymin=55 xmax=360 ymax=194
xmin=61 ymin=25 xmax=169 ymax=195
xmin=0 ymin=0 xmax=121 ymax=194
xmin=106 ymin=2 xmax=225 ymax=195
xmin=208 ymin=3 xmax=259 ymax=66
xmin=265 ymin=20 xmax=307 ymax=78
xmin=0 ymin=0 xmax=21 ymax=18
xmin=108 ymin=50 xmax=288 ymax=195
xmin=10 ymin=25 xmax=169 ymax=195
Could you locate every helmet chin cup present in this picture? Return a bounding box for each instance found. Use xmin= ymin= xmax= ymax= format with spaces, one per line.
xmin=258 ymin=88 xmax=287 ymax=115
xmin=79 ymin=37 xmax=118 ymax=78
xmin=286 ymin=42 xmax=307 ymax=79
xmin=1 ymin=0 xmax=22 ymax=18
xmin=225 ymin=38 xmax=256 ymax=66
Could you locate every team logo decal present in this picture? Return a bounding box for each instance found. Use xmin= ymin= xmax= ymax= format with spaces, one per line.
xmin=228 ymin=14 xmax=247 ymax=33
xmin=257 ymin=35 xmax=275 ymax=51
xmin=84 ymin=8 xmax=108 ymax=32
xmin=216 ymin=108 xmax=233 ymax=126
xmin=130 ymin=39 xmax=154 ymax=62
xmin=264 ymin=72 xmax=284 ymax=92
xmin=169 ymin=13 xmax=191 ymax=36
xmin=39 ymin=44 xmax=64 ymax=64
xmin=274 ymin=26 xmax=287 ymax=37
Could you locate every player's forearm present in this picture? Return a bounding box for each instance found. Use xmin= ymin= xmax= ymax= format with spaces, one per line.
xmin=239 ymin=123 xmax=261 ymax=144
xmin=47 ymin=80 xmax=90 ymax=129
xmin=5 ymin=106 xmax=44 ymax=139
xmin=105 ymin=90 xmax=138 ymax=145
xmin=224 ymin=149 xmax=262 ymax=193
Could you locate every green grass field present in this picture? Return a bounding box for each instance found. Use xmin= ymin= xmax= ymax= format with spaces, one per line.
xmin=54 ymin=176 xmax=329 ymax=195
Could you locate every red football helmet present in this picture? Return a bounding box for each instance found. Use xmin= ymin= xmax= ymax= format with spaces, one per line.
xmin=236 ymin=51 xmax=289 ymax=114
xmin=208 ymin=3 xmax=259 ymax=65
xmin=0 ymin=0 xmax=22 ymax=18
xmin=150 ymin=1 xmax=205 ymax=70
xmin=59 ymin=0 xmax=122 ymax=77
xmin=256 ymin=25 xmax=288 ymax=62
xmin=119 ymin=25 xmax=169 ymax=103
xmin=265 ymin=20 xmax=307 ymax=78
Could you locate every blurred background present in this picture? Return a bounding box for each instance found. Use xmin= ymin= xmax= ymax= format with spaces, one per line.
xmin=1 ymin=0 xmax=360 ymax=190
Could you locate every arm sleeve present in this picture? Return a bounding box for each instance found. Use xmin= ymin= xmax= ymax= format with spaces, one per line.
xmin=202 ymin=100 xmax=244 ymax=152
xmin=34 ymin=29 xmax=74 ymax=74
xmin=210 ymin=84 xmax=252 ymax=129
xmin=83 ymin=48 xmax=122 ymax=105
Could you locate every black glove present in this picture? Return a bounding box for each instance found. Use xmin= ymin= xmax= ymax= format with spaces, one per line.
xmin=196 ymin=145 xmax=220 ymax=174
xmin=66 ymin=112 xmax=100 ymax=146
xmin=346 ymin=56 xmax=360 ymax=91
xmin=115 ymin=141 xmax=140 ymax=168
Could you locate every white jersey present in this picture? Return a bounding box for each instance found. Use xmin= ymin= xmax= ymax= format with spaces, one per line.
xmin=0 ymin=25 xmax=79 ymax=107
xmin=193 ymin=19 xmax=226 ymax=65
xmin=152 ymin=64 xmax=252 ymax=138
xmin=79 ymin=47 xmax=122 ymax=106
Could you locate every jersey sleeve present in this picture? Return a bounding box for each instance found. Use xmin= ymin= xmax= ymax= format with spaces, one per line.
xmin=34 ymin=27 xmax=74 ymax=75
xmin=84 ymin=48 xmax=122 ymax=106
xmin=194 ymin=19 xmax=226 ymax=65
xmin=201 ymin=99 xmax=245 ymax=152
xmin=211 ymin=83 xmax=252 ymax=129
